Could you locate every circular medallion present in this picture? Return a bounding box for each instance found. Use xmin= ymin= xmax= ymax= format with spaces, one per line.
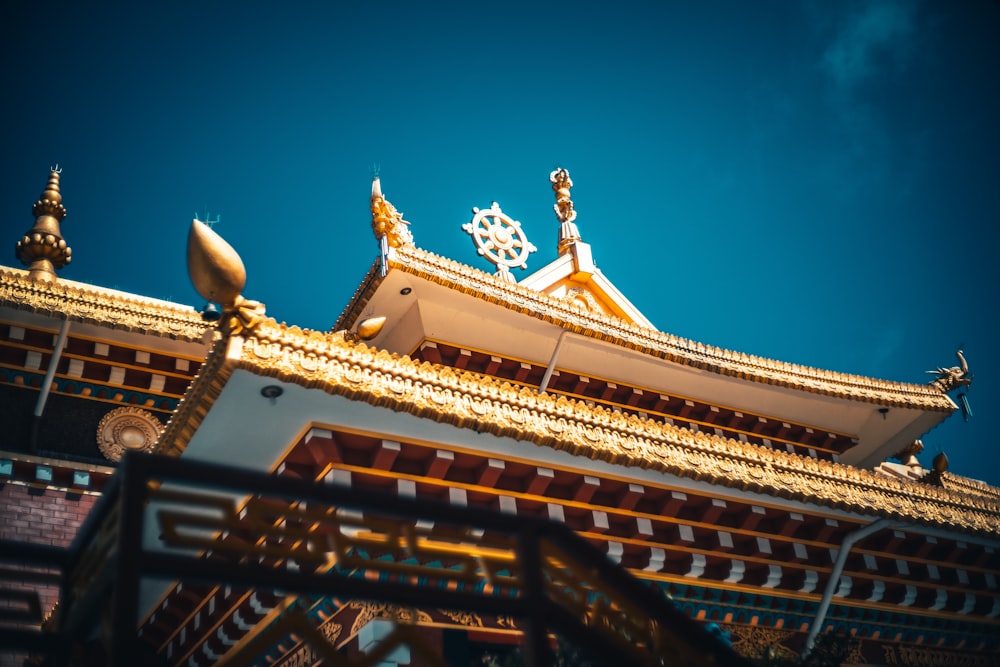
xmin=97 ymin=407 xmax=163 ymax=462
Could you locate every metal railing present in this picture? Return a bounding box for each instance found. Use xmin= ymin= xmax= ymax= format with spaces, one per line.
xmin=4 ymin=452 xmax=751 ymax=667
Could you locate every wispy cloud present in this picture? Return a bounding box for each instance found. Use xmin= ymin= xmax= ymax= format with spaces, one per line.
xmin=822 ymin=1 xmax=917 ymax=89
xmin=806 ymin=1 xmax=925 ymax=199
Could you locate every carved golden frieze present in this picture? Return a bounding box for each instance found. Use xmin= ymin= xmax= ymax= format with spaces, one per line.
xmin=379 ymin=246 xmax=955 ymax=412
xmin=0 ymin=267 xmax=208 ymax=341
xmin=438 ymin=609 xmax=486 ymax=628
xmin=880 ymin=643 xmax=995 ymax=667
xmin=726 ymin=624 xmax=797 ymax=662
xmin=181 ymin=318 xmax=1000 ymax=537
xmin=561 ymin=286 xmax=605 ymax=315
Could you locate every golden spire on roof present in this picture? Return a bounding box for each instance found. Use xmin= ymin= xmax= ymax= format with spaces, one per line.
xmin=551 ymin=167 xmax=580 ymax=255
xmin=16 ymin=166 xmax=72 ymax=282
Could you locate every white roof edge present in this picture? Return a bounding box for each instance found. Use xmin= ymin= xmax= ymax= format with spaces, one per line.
xmin=519 ymin=255 xmax=656 ymax=330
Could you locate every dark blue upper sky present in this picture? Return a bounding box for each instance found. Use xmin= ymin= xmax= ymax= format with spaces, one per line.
xmin=3 ymin=1 xmax=998 ymax=486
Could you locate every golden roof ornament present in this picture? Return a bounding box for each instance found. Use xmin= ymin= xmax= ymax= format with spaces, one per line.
xmin=551 ymin=167 xmax=581 ymax=255
xmin=371 ymin=177 xmax=413 ymax=249
xmin=97 ymin=407 xmax=163 ymax=462
xmin=926 ymin=349 xmax=972 ymax=393
xmin=16 ymin=166 xmax=72 ymax=282
xmin=463 ymin=201 xmax=537 ymax=283
xmin=354 ymin=315 xmax=386 ymax=341
xmin=892 ymin=439 xmax=924 ymax=468
xmin=187 ymin=219 xmax=266 ymax=335
xmin=330 ymin=314 xmax=387 ymax=344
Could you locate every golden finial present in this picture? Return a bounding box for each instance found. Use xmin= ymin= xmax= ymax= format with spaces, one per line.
xmin=354 ymin=316 xmax=387 ymax=341
xmin=892 ymin=439 xmax=924 ymax=468
xmin=932 ymin=451 xmax=949 ymax=473
xmin=370 ymin=176 xmax=413 ymax=249
xmin=187 ymin=219 xmax=265 ymax=335
xmin=550 ymin=167 xmax=581 ymax=255
xmin=16 ymin=166 xmax=72 ymax=282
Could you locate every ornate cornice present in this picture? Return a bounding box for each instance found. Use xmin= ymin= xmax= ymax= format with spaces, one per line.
xmin=0 ymin=266 xmax=209 ymax=341
xmin=379 ymin=246 xmax=955 ymax=412
xmin=938 ymin=472 xmax=1000 ymax=504
xmin=163 ymin=318 xmax=999 ymax=538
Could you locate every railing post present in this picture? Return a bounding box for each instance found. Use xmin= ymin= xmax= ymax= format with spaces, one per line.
xmin=520 ymin=524 xmax=553 ymax=667
xmin=108 ymin=453 xmax=146 ymax=667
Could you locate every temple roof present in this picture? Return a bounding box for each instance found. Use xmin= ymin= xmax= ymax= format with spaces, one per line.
xmin=156 ymin=315 xmax=999 ymax=538
xmin=3 ymin=167 xmax=984 ymax=532
xmin=338 ymin=244 xmax=955 ymax=414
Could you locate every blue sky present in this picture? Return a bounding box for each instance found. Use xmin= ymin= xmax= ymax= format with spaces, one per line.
xmin=3 ymin=1 xmax=998 ymax=486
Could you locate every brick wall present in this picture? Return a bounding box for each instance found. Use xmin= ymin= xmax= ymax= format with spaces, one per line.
xmin=0 ymin=482 xmax=100 ymax=667
xmin=0 ymin=483 xmax=98 ymax=546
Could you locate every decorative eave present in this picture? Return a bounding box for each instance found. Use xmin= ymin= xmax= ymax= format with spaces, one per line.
xmin=927 ymin=471 xmax=1000 ymax=504
xmin=0 ymin=265 xmax=209 ymax=342
xmin=156 ymin=335 xmax=237 ymax=455
xmin=338 ymin=245 xmax=956 ymax=413
xmin=157 ymin=317 xmax=999 ymax=538
xmin=331 ymin=257 xmax=384 ymax=334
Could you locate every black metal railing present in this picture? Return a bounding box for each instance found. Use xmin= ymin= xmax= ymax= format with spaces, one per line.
xmin=5 ymin=452 xmax=752 ymax=667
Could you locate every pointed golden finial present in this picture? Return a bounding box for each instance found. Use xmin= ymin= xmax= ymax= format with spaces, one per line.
xmin=370 ymin=175 xmax=413 ymax=249
xmin=16 ymin=166 xmax=72 ymax=281
xmin=187 ymin=219 xmax=265 ymax=335
xmin=550 ymin=167 xmax=581 ymax=255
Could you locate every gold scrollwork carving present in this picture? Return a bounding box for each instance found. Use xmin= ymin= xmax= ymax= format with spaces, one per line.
xmin=880 ymin=643 xmax=992 ymax=667
xmin=726 ymin=625 xmax=796 ymax=662
xmin=437 ymin=609 xmax=485 ymax=628
xmin=1 ymin=268 xmax=208 ymax=342
xmin=349 ymin=602 xmax=431 ymax=636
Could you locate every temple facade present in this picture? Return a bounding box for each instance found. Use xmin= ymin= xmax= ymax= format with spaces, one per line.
xmin=2 ymin=168 xmax=998 ymax=666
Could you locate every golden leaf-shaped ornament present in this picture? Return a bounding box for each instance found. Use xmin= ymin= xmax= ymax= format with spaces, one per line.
xmin=356 ymin=316 xmax=386 ymax=341
xmin=187 ymin=219 xmax=246 ymax=307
